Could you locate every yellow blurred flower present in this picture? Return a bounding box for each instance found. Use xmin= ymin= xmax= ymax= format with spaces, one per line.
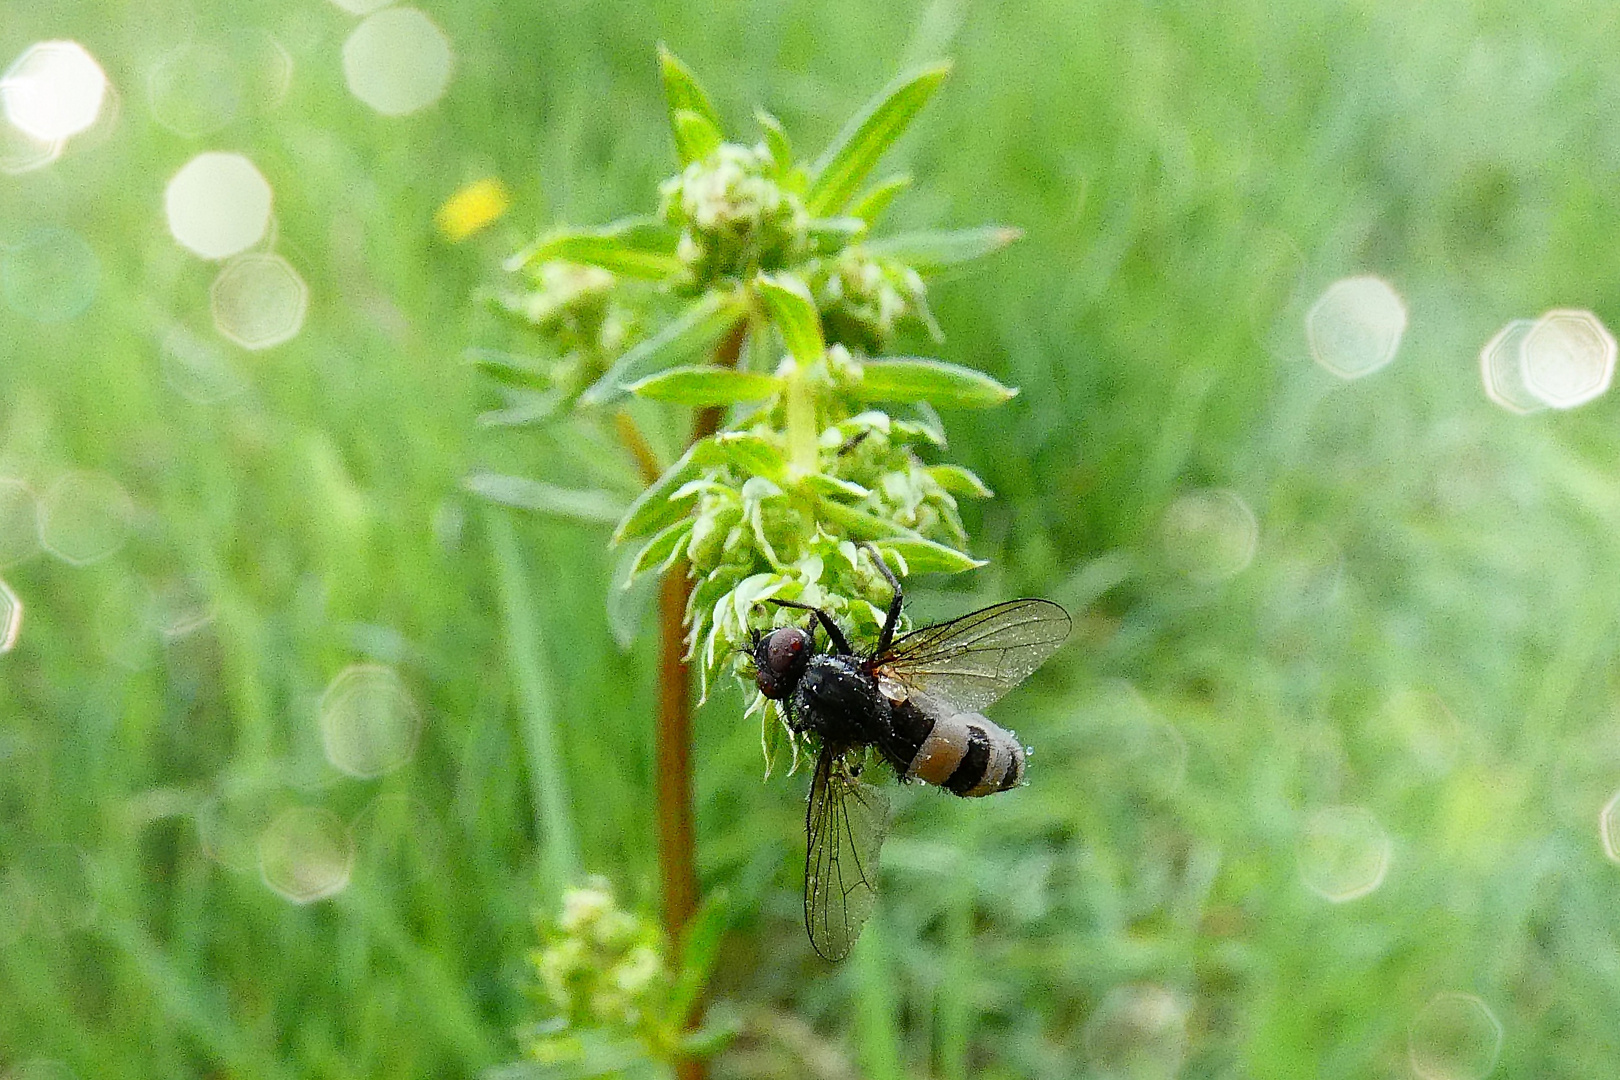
xmin=436 ymin=178 xmax=510 ymax=241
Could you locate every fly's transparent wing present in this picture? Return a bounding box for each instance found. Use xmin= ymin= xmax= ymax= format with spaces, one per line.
xmin=804 ymin=747 xmax=890 ymax=961
xmin=878 ymin=599 xmax=1071 ymax=712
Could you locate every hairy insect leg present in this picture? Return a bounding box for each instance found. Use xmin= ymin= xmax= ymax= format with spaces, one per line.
xmin=767 ymin=598 xmax=853 ymax=656
xmin=860 ymin=542 xmax=904 ymax=657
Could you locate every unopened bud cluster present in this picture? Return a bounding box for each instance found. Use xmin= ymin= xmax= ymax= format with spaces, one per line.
xmin=660 ymin=143 xmax=809 ymax=289
xmin=813 ymin=250 xmax=937 ymax=353
xmin=525 ymin=878 xmax=673 ymax=1063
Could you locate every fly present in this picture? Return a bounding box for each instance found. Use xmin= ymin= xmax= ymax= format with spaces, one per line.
xmin=748 ymin=543 xmax=1071 ymax=961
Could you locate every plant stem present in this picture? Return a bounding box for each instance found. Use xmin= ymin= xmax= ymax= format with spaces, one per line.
xmin=647 ymin=321 xmax=746 ymax=1080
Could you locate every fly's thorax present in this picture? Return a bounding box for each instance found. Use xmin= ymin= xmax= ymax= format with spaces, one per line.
xmin=904 ymin=705 xmax=1026 ymax=797
xmin=796 ymin=653 xmax=887 ymax=746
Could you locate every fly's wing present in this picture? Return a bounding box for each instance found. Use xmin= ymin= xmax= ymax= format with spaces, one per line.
xmin=878 ymin=599 xmax=1071 ymax=713
xmin=804 ymin=746 xmax=890 ymax=961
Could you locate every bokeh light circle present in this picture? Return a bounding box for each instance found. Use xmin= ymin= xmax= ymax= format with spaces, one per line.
xmin=1 ymin=41 xmax=108 ymax=141
xmin=0 ymin=81 xmax=62 ymax=174
xmin=342 ymin=8 xmax=454 ymax=117
xmin=319 ymin=663 xmax=423 ymax=778
xmin=210 ymin=253 xmax=308 ymax=349
xmin=1081 ymin=984 xmax=1188 ymax=1080
xmin=38 ymin=471 xmax=131 ymax=566
xmin=1478 ymin=319 xmax=1544 ymax=416
xmin=1600 ymin=791 xmax=1620 ymax=863
xmin=148 ymin=32 xmax=292 ymax=138
xmin=165 ymin=152 xmax=273 ymax=260
xmin=1306 ymin=275 xmax=1407 ymax=379
xmin=259 ymin=806 xmax=354 ymax=904
xmin=1297 ymin=805 xmax=1391 ymax=902
xmin=1409 ymin=992 xmax=1503 ymax=1080
xmin=1 ymin=227 xmax=99 ymax=322
xmin=1160 ymin=488 xmax=1258 ymax=584
xmin=1521 ymin=308 xmax=1615 ymax=410
xmin=0 ymin=577 xmax=24 ymax=654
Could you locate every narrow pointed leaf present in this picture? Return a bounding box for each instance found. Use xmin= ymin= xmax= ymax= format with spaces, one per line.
xmin=613 ymin=440 xmax=709 ymax=543
xmin=873 ymin=535 xmax=984 ymax=573
xmin=627 ymin=365 xmax=783 ymax=405
xmin=672 ymin=108 xmax=723 ymax=163
xmin=659 ymin=45 xmax=721 ymax=123
xmin=807 ymin=216 xmax=866 ymax=255
xmin=927 ymin=463 xmax=994 ymax=498
xmin=807 ymin=62 xmax=951 ymax=216
xmin=755 ymin=273 xmax=824 ymax=364
xmin=854 ymin=358 xmax=1018 ymax=408
xmin=506 ymin=218 xmax=681 ymax=278
xmin=477 ymin=388 xmax=565 ymax=428
xmin=815 ymin=497 xmax=921 ymax=541
xmin=849 ymin=174 xmax=913 ymax=228
xmin=464 ymin=473 xmax=625 ymax=524
xmin=630 ymin=517 xmax=693 ymax=577
xmin=671 ymin=890 xmax=734 ymax=1024
xmin=864 ymin=225 xmax=1022 ymax=275
xmin=708 ymin=431 xmax=788 ymax=482
xmin=465 ymin=348 xmax=549 ymax=391
xmin=582 ymin=290 xmax=748 ymax=405
xmin=757 ymin=109 xmax=792 ymax=171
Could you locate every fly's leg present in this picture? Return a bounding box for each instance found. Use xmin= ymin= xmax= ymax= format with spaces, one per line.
xmin=767 ymin=598 xmax=853 ymax=656
xmin=861 ymin=542 xmax=904 ymax=657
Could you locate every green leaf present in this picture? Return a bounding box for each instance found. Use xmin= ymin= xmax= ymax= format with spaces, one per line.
xmin=756 ymin=109 xmax=792 ymax=171
xmin=659 ymin=45 xmax=723 ymax=155
xmin=670 ymin=889 xmax=733 ymax=1023
xmin=848 ymin=174 xmax=913 ymax=228
xmin=927 ymin=463 xmax=993 ymax=498
xmin=815 ymin=497 xmax=920 ymax=542
xmin=506 ymin=218 xmax=681 ymax=278
xmin=853 ymin=358 xmax=1018 ymax=408
xmin=612 ymin=441 xmax=708 ymax=543
xmin=464 ymin=347 xmax=549 ymax=391
xmin=801 ymin=472 xmax=871 ymax=500
xmin=864 ymin=225 xmax=1022 ymax=275
xmin=708 ymin=431 xmax=788 ymax=482
xmin=627 ymin=365 xmax=783 ymax=406
xmin=464 ymin=473 xmax=625 ymax=524
xmin=755 ymin=273 xmax=824 ymax=364
xmin=629 ymin=517 xmax=692 ymax=577
xmin=874 ymin=536 xmax=985 ymax=573
xmin=672 ymin=107 xmax=723 ymax=163
xmin=581 ymin=290 xmax=748 ymax=405
xmin=807 ymin=216 xmax=866 ymax=255
xmin=806 ymin=62 xmax=951 ymax=216
xmin=476 ymin=388 xmax=564 ymax=428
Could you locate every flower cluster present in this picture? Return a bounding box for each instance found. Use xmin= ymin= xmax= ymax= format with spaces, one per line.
xmin=812 ymin=250 xmax=938 ymax=353
xmin=660 ymin=143 xmax=809 ymax=290
xmin=524 ymin=879 xmax=675 ymax=1065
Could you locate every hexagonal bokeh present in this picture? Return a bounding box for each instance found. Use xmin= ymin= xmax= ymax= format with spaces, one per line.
xmin=1082 ymin=984 xmax=1188 ymax=1080
xmin=1 ymin=226 xmax=100 ymax=323
xmin=165 ymin=152 xmax=273 ymax=260
xmin=1478 ymin=319 xmax=1545 ymax=415
xmin=1 ymin=41 xmax=108 ymax=141
xmin=148 ymin=31 xmax=292 ymax=138
xmin=0 ymin=81 xmax=62 ymax=174
xmin=1306 ymin=275 xmax=1407 ymax=379
xmin=1601 ymin=791 xmax=1620 ymax=863
xmin=319 ymin=663 xmax=423 ymax=778
xmin=342 ymin=8 xmax=454 ymax=117
xmin=0 ymin=577 xmax=22 ymax=654
xmin=258 ymin=806 xmax=354 ymax=904
xmin=37 ymin=470 xmax=132 ymax=566
xmin=1297 ymin=805 xmax=1391 ymax=902
xmin=1521 ymin=308 xmax=1616 ymax=409
xmin=1409 ymin=992 xmax=1503 ymax=1080
xmin=1160 ymin=488 xmax=1258 ymax=585
xmin=211 ymin=253 xmax=308 ymax=349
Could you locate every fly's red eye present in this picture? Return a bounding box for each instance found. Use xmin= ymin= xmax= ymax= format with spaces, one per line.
xmin=766 ymin=627 xmax=811 ymax=675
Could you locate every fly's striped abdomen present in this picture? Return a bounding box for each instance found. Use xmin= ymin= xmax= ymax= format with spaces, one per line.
xmin=902 ymin=707 xmax=1025 ymax=797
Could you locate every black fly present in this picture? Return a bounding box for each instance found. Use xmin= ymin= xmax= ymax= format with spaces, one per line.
xmin=747 ymin=544 xmax=1071 ymax=961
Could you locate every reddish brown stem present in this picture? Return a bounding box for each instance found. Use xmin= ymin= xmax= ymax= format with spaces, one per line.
xmin=651 ymin=322 xmax=745 ymax=1080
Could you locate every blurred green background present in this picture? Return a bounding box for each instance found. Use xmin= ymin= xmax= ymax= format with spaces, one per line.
xmin=6 ymin=0 xmax=1620 ymax=1076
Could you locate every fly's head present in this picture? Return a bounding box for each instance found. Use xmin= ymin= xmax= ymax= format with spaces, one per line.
xmin=751 ymin=625 xmax=814 ymax=700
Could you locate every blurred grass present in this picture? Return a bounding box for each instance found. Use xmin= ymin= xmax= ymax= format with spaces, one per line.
xmin=5 ymin=0 xmax=1620 ymax=1076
